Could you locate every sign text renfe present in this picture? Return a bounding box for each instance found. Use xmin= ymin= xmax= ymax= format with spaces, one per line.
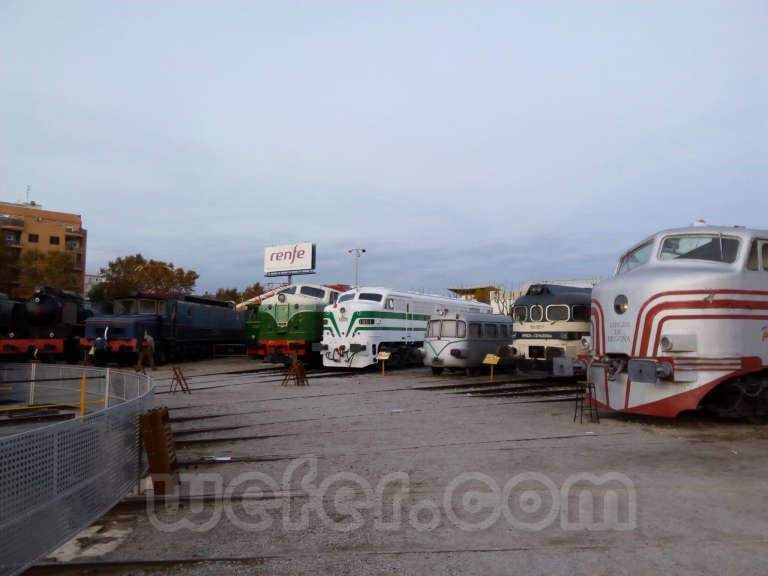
xmin=264 ymin=242 xmax=316 ymax=274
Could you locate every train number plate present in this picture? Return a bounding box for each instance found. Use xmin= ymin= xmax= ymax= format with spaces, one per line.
xmin=628 ymin=359 xmax=658 ymax=384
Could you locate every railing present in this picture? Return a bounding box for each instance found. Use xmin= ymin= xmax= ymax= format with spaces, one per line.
xmin=0 ymin=215 xmax=24 ymax=228
xmin=0 ymin=363 xmax=154 ymax=576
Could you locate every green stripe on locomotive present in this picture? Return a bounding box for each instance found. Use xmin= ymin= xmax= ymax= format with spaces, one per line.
xmin=258 ymin=303 xmax=326 ymax=346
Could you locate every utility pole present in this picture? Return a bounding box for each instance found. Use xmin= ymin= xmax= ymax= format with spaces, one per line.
xmin=347 ymin=248 xmax=366 ymax=289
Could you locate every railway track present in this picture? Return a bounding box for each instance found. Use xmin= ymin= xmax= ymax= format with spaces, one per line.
xmin=415 ymin=373 xmax=584 ymax=403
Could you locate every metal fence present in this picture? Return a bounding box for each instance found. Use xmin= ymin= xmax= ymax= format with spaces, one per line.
xmin=0 ymin=363 xmax=154 ymax=576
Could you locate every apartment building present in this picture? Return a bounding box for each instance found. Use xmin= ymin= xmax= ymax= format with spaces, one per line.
xmin=0 ymin=200 xmax=87 ymax=294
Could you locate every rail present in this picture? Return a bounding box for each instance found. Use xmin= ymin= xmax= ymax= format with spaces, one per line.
xmin=0 ymin=363 xmax=154 ymax=576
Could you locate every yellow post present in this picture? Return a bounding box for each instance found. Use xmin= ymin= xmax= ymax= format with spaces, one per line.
xmin=80 ymin=373 xmax=86 ymax=417
xmin=490 ymin=365 xmax=494 ymax=382
xmin=381 ymin=359 xmax=386 ymax=376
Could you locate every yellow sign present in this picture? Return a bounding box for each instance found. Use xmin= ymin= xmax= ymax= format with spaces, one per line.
xmin=376 ymin=352 xmax=392 ymax=360
xmin=483 ymin=354 xmax=500 ymax=365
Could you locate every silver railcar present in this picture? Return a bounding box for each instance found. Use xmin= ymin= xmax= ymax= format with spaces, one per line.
xmin=423 ymin=312 xmax=514 ymax=375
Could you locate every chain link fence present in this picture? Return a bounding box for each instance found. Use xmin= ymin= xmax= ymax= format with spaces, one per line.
xmin=0 ymin=363 xmax=154 ymax=576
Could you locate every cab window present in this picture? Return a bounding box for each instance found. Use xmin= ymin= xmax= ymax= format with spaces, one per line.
xmin=441 ymin=320 xmax=457 ymax=338
xmin=513 ymin=306 xmax=527 ymax=322
xmin=358 ymin=293 xmax=382 ymax=302
xmin=546 ymin=305 xmax=569 ymax=322
xmin=763 ymin=243 xmax=768 ymax=271
xmin=300 ymin=286 xmax=325 ymax=298
xmin=469 ymin=323 xmax=481 ymax=337
xmin=617 ymin=241 xmax=653 ymax=275
xmin=114 ymin=299 xmax=136 ymax=314
xmin=338 ymin=293 xmax=356 ymax=303
xmin=139 ymin=299 xmax=157 ymax=314
xmin=572 ymin=305 xmax=589 ymax=322
xmin=485 ymin=324 xmax=498 ymax=338
xmin=747 ymin=241 xmax=759 ymax=270
xmin=659 ymin=235 xmax=739 ymax=263
xmin=427 ymin=320 xmax=441 ymax=338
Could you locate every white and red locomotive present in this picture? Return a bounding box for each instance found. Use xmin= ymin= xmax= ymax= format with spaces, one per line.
xmin=589 ymin=222 xmax=768 ymax=417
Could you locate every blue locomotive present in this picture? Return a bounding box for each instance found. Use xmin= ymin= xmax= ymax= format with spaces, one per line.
xmin=81 ymin=293 xmax=245 ymax=364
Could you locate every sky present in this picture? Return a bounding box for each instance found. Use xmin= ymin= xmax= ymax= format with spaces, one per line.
xmin=1 ymin=1 xmax=766 ymax=295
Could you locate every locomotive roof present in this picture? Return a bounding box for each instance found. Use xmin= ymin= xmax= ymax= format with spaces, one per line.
xmin=340 ymin=286 xmax=488 ymax=306
xmin=627 ymin=223 xmax=768 ymax=251
xmin=513 ymin=284 xmax=591 ymax=307
xmin=117 ymin=292 xmax=235 ymax=308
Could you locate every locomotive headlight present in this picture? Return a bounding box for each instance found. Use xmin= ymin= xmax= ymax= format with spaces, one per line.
xmin=614 ymin=294 xmax=629 ymax=315
xmin=49 ymin=332 xmax=55 ymax=338
xmin=580 ymin=336 xmax=592 ymax=350
xmin=278 ymin=294 xmax=286 ymax=303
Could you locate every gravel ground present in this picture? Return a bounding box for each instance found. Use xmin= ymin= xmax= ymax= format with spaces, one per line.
xmin=31 ymin=357 xmax=768 ymax=576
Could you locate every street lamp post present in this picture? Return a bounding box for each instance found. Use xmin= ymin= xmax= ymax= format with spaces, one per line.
xmin=348 ymin=248 xmax=366 ymax=289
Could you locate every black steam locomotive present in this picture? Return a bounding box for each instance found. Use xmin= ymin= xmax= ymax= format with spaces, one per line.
xmin=0 ymin=287 xmax=93 ymax=361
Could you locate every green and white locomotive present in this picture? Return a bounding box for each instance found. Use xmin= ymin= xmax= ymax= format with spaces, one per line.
xmin=320 ymin=287 xmax=492 ymax=369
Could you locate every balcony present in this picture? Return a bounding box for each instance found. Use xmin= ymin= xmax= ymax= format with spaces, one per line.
xmin=4 ymin=237 xmax=23 ymax=248
xmin=0 ymin=215 xmax=24 ymax=228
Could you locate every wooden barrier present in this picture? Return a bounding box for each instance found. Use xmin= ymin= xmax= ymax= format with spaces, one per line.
xmin=139 ymin=406 xmax=177 ymax=494
xmin=282 ymin=359 xmax=309 ymax=386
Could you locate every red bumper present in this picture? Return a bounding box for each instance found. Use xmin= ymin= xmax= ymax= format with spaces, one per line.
xmin=80 ymin=338 xmax=139 ymax=353
xmin=0 ymin=339 xmax=64 ymax=355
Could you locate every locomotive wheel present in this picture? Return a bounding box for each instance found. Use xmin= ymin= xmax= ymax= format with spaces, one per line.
xmin=701 ymin=373 xmax=768 ymax=418
xmin=431 ymin=367 xmax=444 ymax=376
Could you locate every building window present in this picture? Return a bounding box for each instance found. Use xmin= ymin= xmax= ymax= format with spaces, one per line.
xmin=50 ymin=236 xmax=60 ymax=245
xmin=28 ymin=233 xmax=39 ymax=243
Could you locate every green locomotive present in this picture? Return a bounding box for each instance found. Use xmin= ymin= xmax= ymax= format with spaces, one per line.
xmin=248 ymin=284 xmax=346 ymax=364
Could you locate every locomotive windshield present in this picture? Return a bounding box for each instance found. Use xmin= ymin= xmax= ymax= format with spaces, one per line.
xmin=338 ymin=293 xmax=356 ymax=303
xmin=617 ymin=242 xmax=653 ymax=275
xmin=659 ymin=235 xmax=740 ymax=263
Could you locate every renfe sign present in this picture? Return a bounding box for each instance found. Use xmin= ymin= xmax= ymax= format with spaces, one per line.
xmin=264 ymin=242 xmax=316 ymax=274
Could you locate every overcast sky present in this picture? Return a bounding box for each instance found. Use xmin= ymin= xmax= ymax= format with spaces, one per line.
xmin=1 ymin=1 xmax=766 ymax=294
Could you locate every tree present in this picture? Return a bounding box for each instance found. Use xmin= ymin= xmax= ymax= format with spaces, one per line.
xmin=213 ymin=288 xmax=239 ymax=302
xmin=100 ymin=254 xmax=198 ymax=300
xmin=204 ymin=283 xmax=265 ymax=304
xmin=490 ymin=286 xmax=519 ymax=316
xmin=87 ymin=283 xmax=107 ymax=303
xmin=17 ymin=250 xmax=81 ymax=297
xmin=241 ymin=282 xmax=264 ymax=301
